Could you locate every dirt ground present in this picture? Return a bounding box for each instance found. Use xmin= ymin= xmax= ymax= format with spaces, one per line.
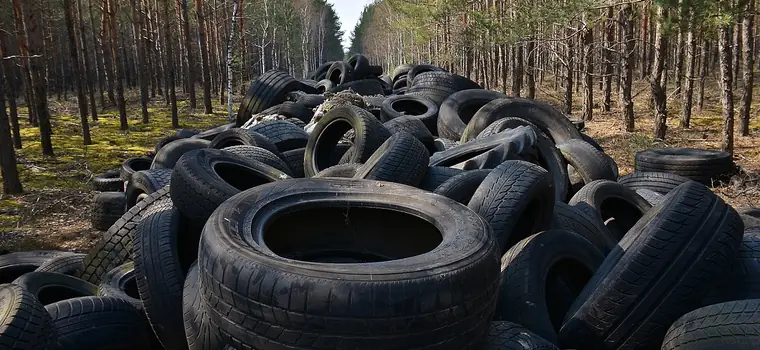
xmin=1 ymin=81 xmax=759 ymax=254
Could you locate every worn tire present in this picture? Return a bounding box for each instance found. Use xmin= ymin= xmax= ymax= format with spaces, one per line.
xmin=329 ymin=79 xmax=385 ymax=96
xmin=559 ymin=182 xmax=744 ymax=350
xmin=326 ymin=61 xmax=355 ymax=86
xmin=0 ymin=284 xmax=57 ymax=350
xmin=237 ymin=70 xmax=305 ymax=126
xmin=381 ymin=95 xmax=439 ymax=134
xmin=702 ymin=228 xmax=760 ymax=305
xmin=182 ymin=263 xmax=224 ymax=350
xmin=208 ymin=128 xmax=279 ymax=154
xmin=468 ymin=160 xmax=556 ymax=255
xmin=0 ymin=251 xmax=70 ymax=284
xmin=281 ymin=148 xmax=306 ymax=178
xmin=91 ymin=192 xmax=126 ymax=231
xmin=192 ymin=123 xmax=235 ymax=141
xmin=314 ymin=163 xmax=363 ymax=178
xmin=248 ymin=120 xmax=309 ymax=152
xmin=91 ymin=170 xmax=123 ymax=192
xmin=477 ymin=117 xmax=537 ymax=139
xmin=429 ymin=126 xmax=538 ymax=170
xmin=495 ymin=230 xmax=604 ymax=344
xmin=354 ymin=132 xmax=430 ymax=186
xmin=222 ymin=145 xmax=293 ymax=175
xmin=569 ymin=180 xmax=652 ymax=242
xmin=419 ymin=166 xmax=465 ymax=191
xmin=433 ymin=138 xmax=458 ymax=152
xmin=661 ymin=299 xmax=760 ymax=350
xmin=635 ymin=148 xmax=735 ymax=185
xmin=125 ymin=169 xmax=172 ymax=209
xmin=120 ymin=157 xmax=152 ymax=182
xmin=434 ymin=169 xmax=491 ymax=205
xmin=13 ymin=272 xmax=97 ymax=306
xmin=151 ymin=138 xmax=210 ymax=170
xmin=198 ymin=178 xmax=500 ymax=349
xmin=97 ymin=262 xmax=142 ymax=309
xmin=618 ymin=171 xmax=692 ymax=194
xmin=295 ymin=94 xmax=325 ymax=108
xmin=557 ymin=139 xmax=617 ymax=185
xmin=35 ymin=253 xmax=85 ymax=276
xmin=481 ymin=321 xmax=560 ymax=350
xmin=383 ymin=116 xmax=435 ymax=153
xmin=551 ymin=202 xmax=616 ymax=255
xmin=437 ymin=89 xmax=506 ymax=140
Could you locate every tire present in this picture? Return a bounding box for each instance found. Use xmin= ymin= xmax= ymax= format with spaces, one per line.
xmin=433 ymin=138 xmax=457 ymax=152
xmin=468 ymin=160 xmax=556 ymax=255
xmin=120 ymin=157 xmax=152 ymax=182
xmin=151 ymin=138 xmax=210 ymax=170
xmin=182 ymin=263 xmax=224 ymax=350
xmin=702 ymin=227 xmax=760 ymax=305
xmin=618 ymin=171 xmax=692 ymax=194
xmin=314 ymin=163 xmax=363 ymax=178
xmin=198 ymin=178 xmax=500 ymax=349
xmin=437 ymin=89 xmax=506 ymax=140
xmin=354 ymin=132 xmax=430 ymax=186
xmin=0 ymin=250 xmax=70 ymax=284
xmin=91 ymin=170 xmax=123 ymax=192
xmin=248 ymin=120 xmax=309 ymax=152
xmin=556 ymin=139 xmax=617 ymax=185
xmin=495 ymin=230 xmax=604 ymax=344
xmin=434 ymin=169 xmax=491 ymax=205
xmin=175 ymin=129 xmax=199 ymax=138
xmin=419 ymin=166 xmax=465 ymax=191
xmin=295 ymin=94 xmax=325 ymax=108
xmin=13 ymin=272 xmax=97 ymax=305
xmin=273 ymin=101 xmax=314 ymax=123
xmin=568 ymin=180 xmax=652 ymax=242
xmin=559 ymin=182 xmax=744 ymax=350
xmin=410 ymin=71 xmax=481 ymax=91
xmin=303 ymin=105 xmax=391 ymax=177
xmin=208 ymin=128 xmax=279 ymax=154
xmin=481 ymin=321 xmax=560 ymax=350
xmin=222 ymin=145 xmax=293 ymax=175
xmin=329 ymin=79 xmax=385 ymax=96
xmin=739 ymin=207 xmax=760 ymax=219
xmin=0 ymin=284 xmax=57 ymax=350
xmin=90 ymin=192 xmax=126 ymax=231
xmin=308 ymin=61 xmax=334 ymax=81
xmin=237 ymin=70 xmax=304 ymax=126
xmin=192 ymin=123 xmax=235 ymax=141
xmin=635 ymin=188 xmax=665 ymax=206
xmin=550 ymin=202 xmax=616 ymax=255
xmin=170 ymin=148 xmax=290 ymax=223
xmin=381 ymin=95 xmax=439 ymax=133
xmin=461 ymin=97 xmax=583 ymax=144
xmin=346 ymin=54 xmax=370 ymax=77
xmin=97 ymin=262 xmax=142 ymax=309
xmin=383 ymin=116 xmax=435 ymax=151
xmin=635 ymin=148 xmax=735 ymax=185
xmin=281 ymin=148 xmax=306 ymax=178
xmin=661 ymin=299 xmax=760 ymax=350
xmin=406 ymin=86 xmax=454 ymax=107
xmin=315 ymin=79 xmax=335 ymax=93
xmin=78 ymin=187 xmax=172 ymax=284
xmin=477 ymin=117 xmax=536 ymax=139
xmin=406 ymin=64 xmax=446 ymax=87
xmin=35 ymin=253 xmax=85 ymax=276
xmin=46 ymin=296 xmax=152 ymax=350
xmin=326 ymin=61 xmax=355 ymax=86
xmin=581 ymin=133 xmax=604 ymax=152
xmin=155 ymin=134 xmax=183 ymax=153
xmin=135 ymin=206 xmax=202 ymax=350
xmin=391 ymin=64 xmax=415 ymax=83
xmin=429 ymin=126 xmax=537 ymax=170
xmin=125 ymin=169 xmax=172 ymax=209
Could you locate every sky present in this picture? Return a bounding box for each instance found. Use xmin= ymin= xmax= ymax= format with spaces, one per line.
xmin=326 ymin=0 xmax=375 ymax=50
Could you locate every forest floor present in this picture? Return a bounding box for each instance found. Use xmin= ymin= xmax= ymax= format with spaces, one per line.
xmin=1 ymin=80 xmax=759 ymax=253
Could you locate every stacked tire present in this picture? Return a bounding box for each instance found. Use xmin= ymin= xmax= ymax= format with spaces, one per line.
xmin=3 ymin=59 xmax=753 ymax=350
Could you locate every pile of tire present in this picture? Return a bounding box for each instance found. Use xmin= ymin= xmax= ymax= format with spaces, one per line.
xmin=3 ymin=56 xmax=759 ymax=350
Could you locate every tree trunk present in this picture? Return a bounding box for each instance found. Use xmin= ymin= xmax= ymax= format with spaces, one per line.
xmin=88 ymin=0 xmax=106 ymax=107
xmin=680 ymin=8 xmax=696 ymax=129
xmin=564 ymin=26 xmax=574 ymax=114
xmin=100 ymin=4 xmax=117 ymax=106
xmin=0 ymin=27 xmax=22 ymax=149
xmin=196 ymin=0 xmax=213 ymax=114
xmin=227 ymin=0 xmax=239 ymax=122
xmin=674 ymin=3 xmax=686 ymax=96
xmin=512 ymin=44 xmax=523 ymax=97
xmin=526 ymin=38 xmax=535 ymax=99
xmin=697 ymin=39 xmax=708 ymax=111
xmin=131 ymin=0 xmax=150 ymax=123
xmin=64 ymin=0 xmax=92 ymax=145
xmin=180 ymin=0 xmax=197 ymax=109
xmin=620 ymin=4 xmax=635 ymax=132
xmin=718 ymin=23 xmax=734 ymax=154
xmin=733 ymin=20 xmax=742 ymax=89
xmin=582 ymin=18 xmax=593 ymax=121
xmin=0 ymin=72 xmax=23 ymax=194
xmin=640 ymin=2 xmax=649 ymax=79
xmin=107 ymin=0 xmax=128 ymax=130
xmin=652 ymin=5 xmax=668 ymax=140
xmin=602 ymin=6 xmax=614 ymax=112
xmin=739 ymin=0 xmax=755 ymax=136
xmin=78 ymin=0 xmax=98 ymax=122
xmin=12 ymin=0 xmax=38 ymax=127
xmin=163 ymin=0 xmax=178 ymax=128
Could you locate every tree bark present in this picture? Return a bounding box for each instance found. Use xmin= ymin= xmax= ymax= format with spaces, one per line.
xmin=718 ymin=23 xmax=734 ymax=154
xmin=88 ymin=0 xmax=107 ymax=107
xmin=739 ymin=0 xmax=755 ymax=136
xmin=697 ymin=39 xmax=708 ymax=111
xmin=652 ymin=5 xmax=668 ymax=140
xmin=106 ymin=0 xmax=128 ymax=130
xmin=564 ymin=26 xmax=574 ymax=114
xmin=680 ymin=8 xmax=696 ymax=129
xmin=12 ymin=0 xmax=37 ymax=127
xmin=620 ymin=4 xmax=635 ymax=132
xmin=0 ymin=25 xmax=22 ymax=149
xmin=526 ymin=38 xmax=535 ymax=99
xmin=227 ymin=0 xmax=239 ymax=122
xmin=582 ymin=18 xmax=593 ymax=121
xmin=131 ymin=0 xmax=150 ymax=123
xmin=78 ymin=0 xmax=98 ymax=122
xmin=512 ymin=44 xmax=523 ymax=97
xmin=602 ymin=6 xmax=614 ymax=112
xmin=196 ymin=0 xmax=213 ymax=114
xmin=100 ymin=3 xmax=117 ymax=106
xmin=0 ymin=72 xmax=23 ymax=194
xmin=64 ymin=0 xmax=92 ymax=145
xmin=180 ymin=0 xmax=197 ymax=109
xmin=163 ymin=0 xmax=178 ymax=128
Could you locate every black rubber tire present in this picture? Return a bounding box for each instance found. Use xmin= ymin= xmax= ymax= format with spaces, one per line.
xmin=410 ymin=71 xmax=481 ymax=91
xmin=405 ymin=86 xmax=453 ymax=107
xmin=461 ymin=97 xmax=583 ymax=144
xmin=237 ymin=70 xmax=304 ymax=126
xmin=556 ymin=139 xmax=617 ymax=185
xmin=581 ymin=133 xmax=604 ymax=152
xmin=635 ymin=188 xmax=665 ymax=206
xmin=383 ymin=116 xmax=435 ymax=153
xmin=480 ymin=321 xmax=560 ymax=350
xmin=208 ymin=128 xmax=279 ymax=154
xmin=326 ymin=61 xmax=355 ymax=86
xmin=477 ymin=117 xmax=536 ymax=139
xmin=329 ymin=79 xmax=385 ymax=96
xmin=151 ymin=138 xmax=210 ymax=170
xmin=155 ymin=134 xmax=183 ymax=153
xmin=558 ymin=182 xmax=744 ymax=350
xmin=550 ymin=202 xmax=616 ymax=255
xmin=568 ymin=180 xmax=652 ymax=242
xmin=135 ymin=206 xmax=202 ymax=350
xmin=308 ymin=61 xmax=334 ymax=81
xmin=170 ymin=148 xmax=290 ymax=223
xmin=248 ymin=120 xmax=310 ymax=152
xmin=662 ymin=299 xmax=760 ymax=350
xmin=434 ymin=169 xmax=491 ymax=205
xmin=281 ymin=148 xmax=306 ymax=178
xmin=120 ymin=157 xmax=152 ymax=182
xmin=274 ymin=101 xmax=315 ymax=123
xmin=314 ymin=163 xmax=363 ymax=178
xmin=46 ymin=296 xmax=152 ymax=350
xmin=635 ymin=148 xmax=735 ymax=185
xmin=35 ymin=253 xmax=85 ymax=276
xmin=381 ymin=95 xmax=439 ymax=133
xmin=97 ymin=262 xmax=142 ymax=309
xmin=391 ymin=64 xmax=415 ymax=83
xmin=295 ymin=94 xmax=325 ymax=108
xmin=0 ymin=284 xmax=57 ymax=350
xmin=618 ymin=171 xmax=692 ymax=194
xmin=91 ymin=192 xmax=126 ymax=231
xmin=222 ymin=145 xmax=293 ymax=175
xmin=13 ymin=272 xmax=97 ymax=306
xmin=433 ymin=138 xmax=457 ymax=152
xmin=198 ymin=178 xmax=500 ymax=349
xmin=702 ymin=227 xmax=760 ymax=305
xmin=346 ymin=54 xmax=370 ymax=77
xmin=406 ymin=64 xmax=446 ymax=87
xmin=304 ymin=105 xmax=391 ymax=177
xmin=354 ymin=132 xmax=430 ymax=187
xmin=315 ymin=79 xmax=335 ymax=93
xmin=125 ymin=169 xmax=172 ymax=210
xmin=437 ymin=89 xmax=506 ymax=140
xmin=78 ymin=187 xmax=172 ymax=284
xmin=429 ymin=126 xmax=537 ymax=170
xmin=419 ymin=166 xmax=465 ymax=191
xmin=91 ymin=170 xmax=123 ymax=192
xmin=182 ymin=263 xmax=224 ymax=350
xmin=175 ymin=129 xmax=199 ymax=138
xmin=192 ymin=123 xmax=235 ymax=141
xmin=468 ymin=160 xmax=556 ymax=255
xmin=495 ymin=230 xmax=604 ymax=344
xmin=739 ymin=207 xmax=760 ymax=219
xmin=0 ymin=250 xmax=70 ymax=284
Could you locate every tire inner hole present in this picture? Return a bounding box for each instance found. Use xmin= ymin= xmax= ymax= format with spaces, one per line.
xmin=459 ymin=100 xmax=490 ymax=125
xmin=316 ymin=120 xmax=354 ymax=171
xmin=265 ymin=206 xmax=442 ymax=263
xmin=545 ymin=258 xmax=594 ymax=332
xmin=214 ymin=163 xmax=272 ymax=191
xmin=391 ymin=99 xmax=428 ymax=116
xmin=599 ymin=197 xmax=643 ymax=241
xmin=122 ymin=276 xmax=140 ymax=300
xmin=38 ymin=286 xmax=90 ymax=305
